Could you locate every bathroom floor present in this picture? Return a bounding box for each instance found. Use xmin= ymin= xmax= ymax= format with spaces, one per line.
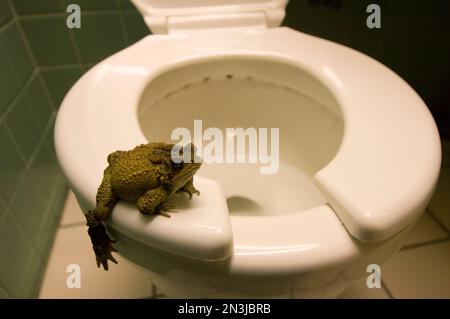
xmin=38 ymin=140 xmax=450 ymax=299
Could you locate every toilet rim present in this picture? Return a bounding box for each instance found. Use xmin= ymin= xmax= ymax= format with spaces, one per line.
xmin=55 ymin=27 xmax=441 ymax=271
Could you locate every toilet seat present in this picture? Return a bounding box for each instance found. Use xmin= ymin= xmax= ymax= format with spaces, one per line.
xmin=55 ymin=26 xmax=441 ymax=272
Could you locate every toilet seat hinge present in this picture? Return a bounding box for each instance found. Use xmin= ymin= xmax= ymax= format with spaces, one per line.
xmin=144 ymin=9 xmax=286 ymax=34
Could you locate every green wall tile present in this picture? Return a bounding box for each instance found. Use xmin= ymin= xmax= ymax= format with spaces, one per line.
xmin=45 ymin=119 xmax=57 ymax=160
xmin=0 ymin=23 xmax=34 ymax=87
xmin=20 ymin=248 xmax=45 ymax=298
xmin=33 ymin=210 xmax=59 ymax=260
xmin=0 ymin=0 xmax=12 ymax=26
xmin=9 ymin=171 xmax=47 ymax=238
xmin=284 ymin=0 xmax=353 ymax=44
xmin=30 ymin=138 xmax=60 ymax=203
xmin=0 ymin=286 xmax=10 ymax=298
xmin=123 ymin=10 xmax=149 ymax=44
xmin=409 ymin=35 xmax=449 ymax=71
xmin=0 ymin=198 xmax=6 ymax=228
xmin=50 ymin=176 xmax=68 ymax=218
xmin=341 ymin=0 xmax=391 ymax=60
xmin=0 ymin=46 xmax=20 ymax=116
xmin=32 ymin=174 xmax=66 ymax=263
xmin=62 ymin=0 xmax=117 ymax=10
xmin=80 ymin=64 xmax=93 ymax=73
xmin=41 ymin=67 xmax=83 ymax=106
xmin=24 ymin=76 xmax=54 ymax=131
xmin=21 ymin=16 xmax=78 ymax=65
xmin=423 ymin=1 xmax=450 ymax=37
xmin=378 ymin=1 xmax=429 ymax=75
xmin=0 ymin=0 xmax=69 ymax=300
xmin=0 ymin=214 xmax=35 ymax=297
xmin=428 ymin=69 xmax=450 ymax=112
xmin=73 ymin=13 xmax=126 ymax=63
xmin=119 ymin=0 xmax=134 ymax=9
xmin=12 ymin=0 xmax=63 ymax=14
xmin=5 ymin=92 xmax=41 ymax=160
xmin=0 ymin=124 xmax=26 ymax=203
xmin=34 ymin=216 xmax=58 ymax=257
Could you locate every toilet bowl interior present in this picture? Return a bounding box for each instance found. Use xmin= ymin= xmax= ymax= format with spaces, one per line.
xmin=137 ymin=57 xmax=344 ymax=216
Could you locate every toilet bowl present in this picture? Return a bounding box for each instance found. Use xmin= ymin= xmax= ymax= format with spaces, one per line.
xmin=54 ymin=0 xmax=441 ymax=298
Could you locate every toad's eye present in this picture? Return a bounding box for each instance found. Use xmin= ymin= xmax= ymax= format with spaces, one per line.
xmin=172 ymin=161 xmax=182 ymax=169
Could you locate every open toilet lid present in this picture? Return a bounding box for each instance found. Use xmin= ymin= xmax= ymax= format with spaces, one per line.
xmin=130 ymin=0 xmax=289 ymax=33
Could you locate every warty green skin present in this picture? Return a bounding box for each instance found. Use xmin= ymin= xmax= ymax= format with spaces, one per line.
xmin=85 ymin=142 xmax=202 ymax=270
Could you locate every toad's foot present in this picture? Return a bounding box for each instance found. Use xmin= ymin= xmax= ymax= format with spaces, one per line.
xmin=88 ymin=224 xmax=118 ymax=271
xmin=157 ymin=204 xmax=176 ymax=218
xmin=178 ymin=180 xmax=200 ymax=200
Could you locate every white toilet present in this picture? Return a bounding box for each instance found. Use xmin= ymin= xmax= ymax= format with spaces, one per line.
xmin=55 ymin=0 xmax=442 ymax=298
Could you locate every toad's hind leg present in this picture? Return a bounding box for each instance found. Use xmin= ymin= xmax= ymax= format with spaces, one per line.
xmin=85 ymin=166 xmax=118 ymax=271
xmin=137 ymin=186 xmax=171 ymax=217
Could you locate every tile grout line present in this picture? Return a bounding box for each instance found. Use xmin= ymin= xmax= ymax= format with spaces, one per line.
xmin=35 ymin=175 xmax=70 ymax=298
xmin=39 ymin=62 xmax=94 ymax=71
xmin=36 ymin=175 xmax=68 ymax=253
xmin=0 ymin=21 xmax=48 ymax=138
xmin=381 ymin=279 xmax=394 ymax=299
xmin=151 ymin=284 xmax=157 ymax=299
xmin=8 ymin=0 xmax=59 ymax=111
xmin=63 ymin=0 xmax=83 ymax=66
xmin=0 ymin=17 xmax=15 ymax=33
xmin=0 ymin=68 xmax=37 ymax=124
xmin=17 ymin=8 xmax=138 ymax=20
xmin=0 ymin=20 xmax=28 ymax=87
xmin=0 ymin=281 xmax=13 ymax=299
xmin=2 ymin=115 xmax=58 ymax=253
xmin=426 ymin=208 xmax=450 ymax=236
xmin=1 ymin=203 xmax=45 ymax=296
xmin=2 ymin=113 xmax=57 ymax=232
xmin=26 ymin=112 xmax=57 ymax=170
xmin=400 ymin=237 xmax=450 ymax=251
xmin=116 ymin=0 xmax=130 ymax=45
xmin=3 ymin=123 xmax=28 ymax=165
xmin=38 ymin=176 xmax=65 ymax=232
xmin=5 ymin=111 xmax=56 ymax=196
xmin=4 ymin=112 xmax=58 ymax=208
xmin=60 ymin=221 xmax=86 ymax=229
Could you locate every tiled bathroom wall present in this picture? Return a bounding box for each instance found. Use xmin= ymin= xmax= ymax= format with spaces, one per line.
xmin=0 ymin=0 xmax=68 ymax=298
xmin=284 ymin=0 xmax=450 ymax=137
xmin=15 ymin=0 xmax=149 ymax=106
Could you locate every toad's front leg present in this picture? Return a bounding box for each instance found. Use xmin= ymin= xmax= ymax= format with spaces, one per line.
xmin=137 ymin=186 xmax=171 ymax=217
xmin=177 ymin=178 xmax=200 ymax=199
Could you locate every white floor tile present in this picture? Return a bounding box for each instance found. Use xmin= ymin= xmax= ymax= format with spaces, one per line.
xmin=381 ymin=241 xmax=450 ymax=298
xmin=59 ymin=191 xmax=86 ymax=227
xmin=428 ymin=167 xmax=450 ymax=231
xmin=400 ymin=213 xmax=448 ymax=247
xmin=339 ymin=278 xmax=390 ymax=299
xmin=39 ymin=225 xmax=152 ymax=299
